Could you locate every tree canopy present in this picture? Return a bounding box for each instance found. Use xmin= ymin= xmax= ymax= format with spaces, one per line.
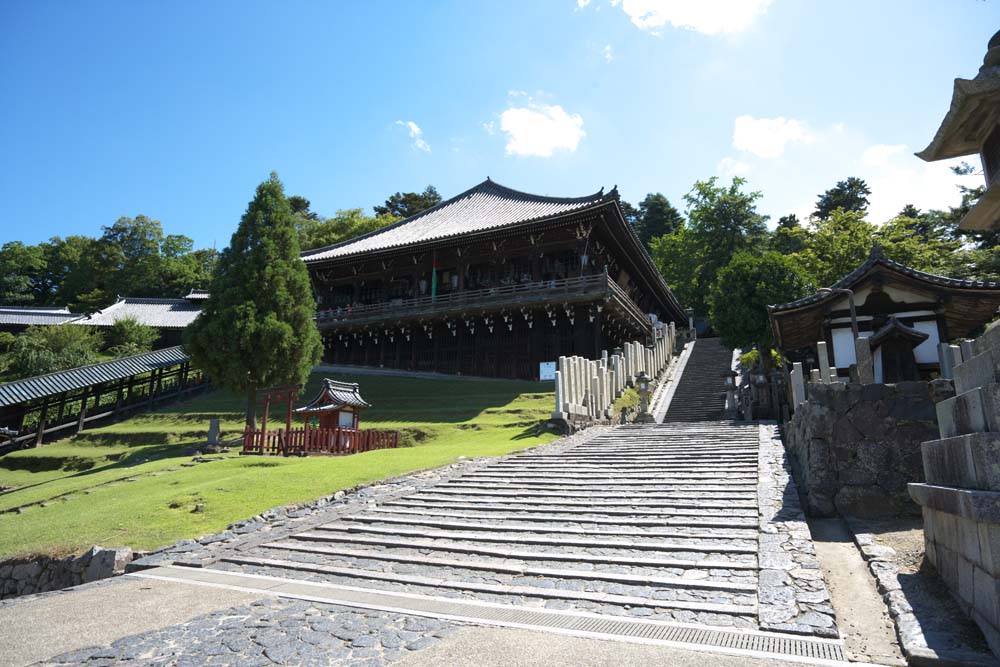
xmin=184 ymin=173 xmax=323 ymax=427
xmin=6 ymin=325 xmax=103 ymax=378
xmin=651 ymin=177 xmax=768 ymax=315
xmin=297 ymin=208 xmax=399 ymax=252
xmin=632 ymin=193 xmax=683 ymax=250
xmin=814 ymin=177 xmax=871 ymax=220
xmin=709 ymin=251 xmax=812 ymax=360
xmin=373 ymin=185 xmax=442 ymax=218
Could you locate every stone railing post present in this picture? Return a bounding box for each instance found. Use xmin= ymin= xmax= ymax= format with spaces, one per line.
xmin=816 ymin=341 xmax=833 ymax=384
xmin=790 ymin=362 xmax=806 ymax=409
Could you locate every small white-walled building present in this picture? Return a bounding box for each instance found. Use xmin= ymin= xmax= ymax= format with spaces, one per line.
xmin=768 ymin=245 xmax=1000 ymax=382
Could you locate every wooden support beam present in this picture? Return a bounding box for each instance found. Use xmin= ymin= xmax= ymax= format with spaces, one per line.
xmin=76 ymin=386 xmax=91 ymax=434
xmin=34 ymin=396 xmax=51 ymax=447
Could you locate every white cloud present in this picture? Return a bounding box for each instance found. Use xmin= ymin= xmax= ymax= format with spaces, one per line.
xmin=602 ymin=44 xmax=614 ymax=62
xmin=394 ymin=120 xmax=431 ymax=152
xmin=717 ymin=156 xmax=750 ymax=178
xmin=733 ymin=115 xmax=813 ymax=159
xmin=577 ymin=0 xmax=591 ymax=7
xmin=861 ymin=143 xmax=906 ymax=166
xmin=616 ymin=0 xmax=773 ymax=36
xmin=481 ymin=121 xmax=496 ymax=136
xmin=720 ymin=119 xmax=983 ymax=226
xmin=499 ymin=102 xmax=586 ymax=157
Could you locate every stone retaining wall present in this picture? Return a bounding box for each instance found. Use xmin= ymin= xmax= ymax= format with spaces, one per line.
xmin=784 ymin=380 xmax=953 ymax=517
xmin=910 ymin=320 xmax=1000 ymax=656
xmin=0 ymin=546 xmax=133 ymax=599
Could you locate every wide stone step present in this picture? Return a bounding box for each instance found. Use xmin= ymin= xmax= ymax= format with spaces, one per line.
xmin=432 ymin=487 xmax=756 ymax=501
xmin=261 ymin=542 xmax=758 ymax=589
xmin=382 ymin=499 xmax=756 ymax=518
xmin=313 ymin=523 xmax=758 ymax=554
xmin=280 ymin=533 xmax=757 ymax=569
xmin=220 ymin=554 xmax=757 ymax=616
xmin=409 ymin=493 xmax=756 ymax=511
xmin=370 ymin=506 xmax=758 ymax=529
xmin=457 ymin=476 xmax=757 ymax=486
xmin=343 ymin=514 xmax=759 ymax=541
xmin=442 ymin=482 xmax=757 ymax=494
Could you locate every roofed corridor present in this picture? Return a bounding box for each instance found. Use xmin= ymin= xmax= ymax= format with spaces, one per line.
xmin=138 ymin=420 xmax=842 ymax=658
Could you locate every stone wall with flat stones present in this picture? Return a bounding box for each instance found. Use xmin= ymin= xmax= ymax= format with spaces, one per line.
xmin=0 ymin=546 xmax=132 ymax=599
xmin=784 ymin=379 xmax=954 ymax=517
xmin=910 ymin=320 xmax=1000 ymax=657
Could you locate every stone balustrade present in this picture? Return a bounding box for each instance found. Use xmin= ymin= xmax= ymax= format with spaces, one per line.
xmin=552 ymin=321 xmax=676 ymax=425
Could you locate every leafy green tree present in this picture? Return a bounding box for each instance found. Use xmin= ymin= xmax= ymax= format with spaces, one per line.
xmin=374 ymin=185 xmax=441 ymax=218
xmin=800 ymin=209 xmax=875 ymax=287
xmin=769 ymin=214 xmax=810 ymax=255
xmin=634 ymin=193 xmax=683 ymax=250
xmin=652 ymin=177 xmax=768 ymax=315
xmin=709 ymin=251 xmax=812 ymax=370
xmin=6 ymin=325 xmax=103 ymax=378
xmin=185 ymin=172 xmax=323 ymax=427
xmin=619 ymin=200 xmax=641 ymax=229
xmin=876 ymin=213 xmax=961 ymax=275
xmin=814 ymin=177 xmax=871 ymax=220
xmin=288 ymin=195 xmax=319 ymax=220
xmin=299 ymin=209 xmax=398 ymax=252
xmin=104 ymin=316 xmax=159 ymax=357
xmin=0 ymin=242 xmax=45 ymax=304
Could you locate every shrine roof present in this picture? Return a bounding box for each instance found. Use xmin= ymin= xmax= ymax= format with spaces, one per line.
xmin=768 ymin=244 xmax=1000 ymax=315
xmin=301 ymin=178 xmax=615 ymax=263
xmin=70 ymin=297 xmax=203 ymax=329
xmin=0 ymin=346 xmax=188 ymax=407
xmin=295 ymin=379 xmax=371 ymax=414
xmin=868 ymin=317 xmax=930 ymax=350
xmin=0 ymin=306 xmax=77 ymax=327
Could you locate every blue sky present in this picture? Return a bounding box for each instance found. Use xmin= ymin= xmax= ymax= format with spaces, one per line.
xmin=1 ymin=1 xmax=996 ymax=249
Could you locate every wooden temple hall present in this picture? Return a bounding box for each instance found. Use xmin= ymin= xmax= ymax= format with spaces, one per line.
xmin=302 ymin=179 xmax=687 ymax=379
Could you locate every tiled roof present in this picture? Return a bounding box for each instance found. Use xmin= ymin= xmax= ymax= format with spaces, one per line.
xmin=184 ymin=289 xmax=210 ymax=301
xmin=0 ymin=346 xmax=189 ymax=407
xmin=302 ymin=178 xmax=613 ymax=263
xmin=0 ymin=306 xmax=77 ymax=327
xmin=294 ymin=379 xmax=371 ymax=413
xmin=71 ymin=298 xmax=202 ymax=329
xmin=768 ymin=244 xmax=1000 ymax=314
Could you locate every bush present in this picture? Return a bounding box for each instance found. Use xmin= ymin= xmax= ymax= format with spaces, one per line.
xmin=105 ymin=316 xmax=159 ymax=357
xmin=0 ymin=331 xmax=15 ymax=354
xmin=739 ymin=348 xmax=783 ymax=371
xmin=6 ymin=325 xmax=103 ymax=377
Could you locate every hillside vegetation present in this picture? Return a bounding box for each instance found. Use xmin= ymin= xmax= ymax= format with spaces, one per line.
xmin=0 ymin=373 xmax=556 ymax=559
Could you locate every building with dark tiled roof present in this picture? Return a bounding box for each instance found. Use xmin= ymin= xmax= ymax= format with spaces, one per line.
xmin=768 ymin=245 xmax=1000 ymax=382
xmin=70 ymin=293 xmax=205 ymax=346
xmin=0 ymin=306 xmax=78 ymax=334
xmin=917 ymin=30 xmax=1000 ymax=232
xmin=302 ymin=178 xmax=686 ymax=379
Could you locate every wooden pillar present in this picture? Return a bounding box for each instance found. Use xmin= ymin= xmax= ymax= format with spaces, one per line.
xmin=55 ymin=391 xmax=69 ymax=422
xmin=34 ymin=396 xmax=51 ymax=447
xmin=593 ymin=309 xmax=603 ymax=360
xmin=395 ymin=330 xmax=402 ymax=369
xmin=456 ymin=322 xmax=464 ymax=375
xmin=115 ymin=378 xmax=126 ymax=415
xmin=146 ymin=370 xmax=157 ymax=408
xmin=494 ymin=324 xmax=501 ymax=377
xmin=432 ymin=323 xmax=441 ymax=373
xmin=77 ymin=386 xmax=92 ymax=433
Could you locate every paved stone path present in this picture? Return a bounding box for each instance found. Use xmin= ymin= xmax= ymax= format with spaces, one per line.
xmin=191 ymin=421 xmax=835 ymax=640
xmin=9 ymin=421 xmax=844 ymax=666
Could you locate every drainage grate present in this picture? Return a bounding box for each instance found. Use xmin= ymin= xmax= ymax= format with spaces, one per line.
xmin=131 ymin=565 xmax=848 ymax=665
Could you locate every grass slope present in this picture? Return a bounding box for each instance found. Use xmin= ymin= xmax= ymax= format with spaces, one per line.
xmin=0 ymin=374 xmax=555 ymax=559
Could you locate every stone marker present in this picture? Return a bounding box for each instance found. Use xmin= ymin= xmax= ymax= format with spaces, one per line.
xmin=854 ymin=338 xmax=874 ymax=384
xmin=207 ymin=418 xmax=220 ymax=445
xmin=791 ymin=362 xmax=806 ymax=408
xmin=817 ymin=341 xmax=833 ymax=384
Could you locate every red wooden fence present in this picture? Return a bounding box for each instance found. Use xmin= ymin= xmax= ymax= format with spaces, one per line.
xmin=241 ymin=426 xmax=400 ymax=457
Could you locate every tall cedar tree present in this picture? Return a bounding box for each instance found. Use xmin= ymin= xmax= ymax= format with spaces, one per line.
xmin=635 ymin=193 xmax=683 ymax=250
xmin=185 ymin=173 xmax=323 ymax=427
xmin=813 ymin=177 xmax=871 ymax=220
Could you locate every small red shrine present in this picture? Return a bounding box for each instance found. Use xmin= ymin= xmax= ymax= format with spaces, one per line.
xmin=294 ymin=379 xmax=371 ymax=430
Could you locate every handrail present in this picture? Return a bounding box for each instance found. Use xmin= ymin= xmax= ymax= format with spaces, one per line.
xmin=314 ymin=273 xmax=652 ymax=331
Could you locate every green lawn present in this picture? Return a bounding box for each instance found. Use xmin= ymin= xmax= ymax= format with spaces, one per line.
xmin=0 ymin=374 xmax=556 ymax=559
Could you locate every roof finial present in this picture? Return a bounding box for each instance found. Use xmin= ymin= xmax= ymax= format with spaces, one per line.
xmin=870 ymin=241 xmax=885 ymax=260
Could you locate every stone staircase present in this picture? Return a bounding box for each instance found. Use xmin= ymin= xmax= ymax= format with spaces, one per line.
xmin=662 ymin=338 xmax=733 ymax=422
xmin=209 ymin=423 xmax=764 ymax=630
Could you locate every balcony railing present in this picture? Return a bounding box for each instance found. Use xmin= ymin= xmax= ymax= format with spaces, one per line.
xmin=316 ymin=272 xmax=643 ymax=327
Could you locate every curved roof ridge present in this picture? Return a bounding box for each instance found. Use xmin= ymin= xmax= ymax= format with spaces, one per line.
xmin=301 ymin=178 xmax=611 ymax=262
xmin=478 ymin=178 xmax=607 ymax=205
xmin=769 ymin=249 xmax=1000 ymax=313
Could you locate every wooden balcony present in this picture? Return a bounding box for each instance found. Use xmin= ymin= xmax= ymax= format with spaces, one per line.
xmin=315 ymin=272 xmax=652 ymax=332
